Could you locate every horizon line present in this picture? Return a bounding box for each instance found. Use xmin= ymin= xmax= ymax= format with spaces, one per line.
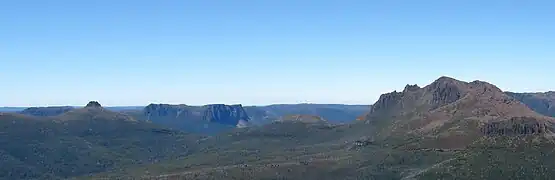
xmin=0 ymin=103 xmax=373 ymax=108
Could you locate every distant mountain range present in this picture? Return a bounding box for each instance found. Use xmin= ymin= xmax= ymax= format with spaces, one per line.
xmin=0 ymin=106 xmax=143 ymax=113
xmin=5 ymin=103 xmax=370 ymax=135
xmin=134 ymin=103 xmax=370 ymax=134
xmin=506 ymin=91 xmax=555 ymax=117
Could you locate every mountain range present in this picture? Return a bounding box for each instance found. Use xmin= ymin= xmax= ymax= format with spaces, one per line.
xmin=2 ymin=76 xmax=555 ymax=179
xmin=6 ymin=103 xmax=370 ymax=135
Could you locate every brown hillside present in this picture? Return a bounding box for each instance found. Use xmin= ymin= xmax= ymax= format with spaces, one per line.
xmin=364 ymin=76 xmax=555 ymax=148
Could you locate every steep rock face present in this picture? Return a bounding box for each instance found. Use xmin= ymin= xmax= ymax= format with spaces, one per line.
xmin=144 ymin=104 xmax=250 ymax=126
xmin=369 ymin=91 xmax=403 ymax=115
xmin=142 ymin=104 xmax=250 ymax=134
xmin=481 ymin=117 xmax=551 ymax=136
xmin=403 ymin=84 xmax=420 ymax=92
xmin=20 ymin=106 xmax=75 ymax=117
xmin=506 ymin=91 xmax=555 ymax=117
xmin=202 ymin=104 xmax=250 ymax=126
xmin=428 ymin=77 xmax=464 ymax=108
xmin=144 ymin=104 xmax=199 ymax=120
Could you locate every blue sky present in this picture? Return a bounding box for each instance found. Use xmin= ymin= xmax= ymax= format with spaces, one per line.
xmin=1 ymin=0 xmax=554 ymax=106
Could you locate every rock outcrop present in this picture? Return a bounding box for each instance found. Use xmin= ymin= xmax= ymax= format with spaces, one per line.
xmin=20 ymin=106 xmax=75 ymax=117
xmin=481 ymin=117 xmax=551 ymax=136
xmin=369 ymin=91 xmax=403 ymax=115
xmin=428 ymin=77 xmax=464 ymax=108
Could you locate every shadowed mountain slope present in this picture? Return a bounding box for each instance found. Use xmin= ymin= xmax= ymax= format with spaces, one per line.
xmin=506 ymin=91 xmax=555 ymax=117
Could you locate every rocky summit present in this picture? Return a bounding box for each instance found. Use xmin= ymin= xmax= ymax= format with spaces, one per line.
xmin=85 ymin=101 xmax=102 ymax=108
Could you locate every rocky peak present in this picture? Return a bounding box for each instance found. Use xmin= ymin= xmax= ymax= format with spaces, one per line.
xmin=361 ymin=76 xmax=555 ymax=149
xmin=469 ymin=80 xmax=503 ymax=94
xmin=366 ymin=76 xmax=521 ymax=119
xmin=433 ymin=76 xmax=461 ymax=84
xmin=85 ymin=101 xmax=102 ymax=108
xmin=403 ymin=84 xmax=420 ymax=92
xmin=426 ymin=77 xmax=467 ymax=108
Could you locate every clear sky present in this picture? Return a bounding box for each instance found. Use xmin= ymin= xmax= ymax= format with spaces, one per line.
xmin=1 ymin=0 xmax=554 ymax=107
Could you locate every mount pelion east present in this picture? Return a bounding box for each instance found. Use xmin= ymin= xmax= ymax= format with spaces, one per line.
xmin=363 ymin=76 xmax=555 ymax=148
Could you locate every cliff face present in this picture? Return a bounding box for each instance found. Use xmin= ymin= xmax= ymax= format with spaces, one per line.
xmin=144 ymin=104 xmax=250 ymax=126
xmin=20 ymin=106 xmax=75 ymax=117
xmin=481 ymin=117 xmax=551 ymax=136
xmin=142 ymin=104 xmax=251 ymax=134
xmin=144 ymin=104 xmax=199 ymax=121
xmin=202 ymin=104 xmax=250 ymax=126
